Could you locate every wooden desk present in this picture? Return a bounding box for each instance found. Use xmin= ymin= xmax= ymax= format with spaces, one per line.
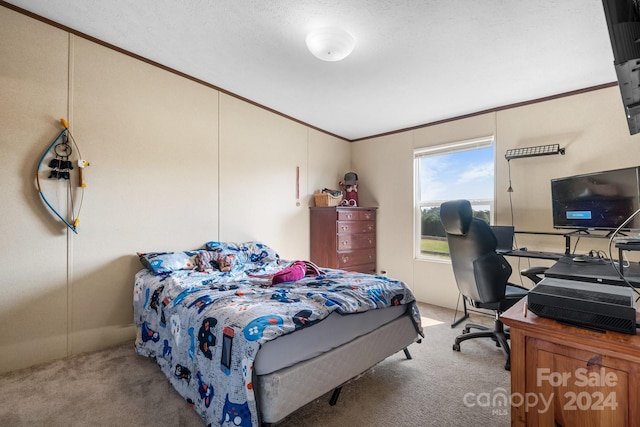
xmin=501 ymin=297 xmax=640 ymax=427
xmin=544 ymin=256 xmax=640 ymax=287
xmin=506 ymin=249 xmax=564 ymax=261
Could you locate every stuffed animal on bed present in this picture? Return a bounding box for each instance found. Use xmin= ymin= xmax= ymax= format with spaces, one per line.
xmin=195 ymin=251 xmax=233 ymax=273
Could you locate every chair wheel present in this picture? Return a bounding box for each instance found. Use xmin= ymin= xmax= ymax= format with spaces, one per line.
xmin=453 ymin=343 xmax=460 ymax=351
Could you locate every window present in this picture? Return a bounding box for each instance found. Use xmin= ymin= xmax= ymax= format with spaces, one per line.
xmin=414 ymin=136 xmax=495 ymax=259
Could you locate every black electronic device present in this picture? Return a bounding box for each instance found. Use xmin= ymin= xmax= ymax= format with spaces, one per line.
xmin=527 ymin=277 xmax=637 ymax=335
xmin=551 ymin=166 xmax=640 ymax=231
xmin=601 ymin=0 xmax=640 ymax=135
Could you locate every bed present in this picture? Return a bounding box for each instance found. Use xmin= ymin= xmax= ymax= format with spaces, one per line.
xmin=133 ymin=241 xmax=423 ymax=426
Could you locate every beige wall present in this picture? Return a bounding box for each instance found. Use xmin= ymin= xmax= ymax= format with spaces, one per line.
xmin=351 ymin=132 xmax=414 ymax=287
xmin=69 ymin=37 xmax=221 ymax=354
xmin=0 ymin=6 xmax=349 ymax=374
xmin=0 ymin=6 xmax=70 ymax=372
xmin=218 ymin=94 xmax=351 ymax=260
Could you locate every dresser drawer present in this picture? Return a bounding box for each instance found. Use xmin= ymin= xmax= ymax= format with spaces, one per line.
xmin=337 ymin=221 xmax=375 ymax=234
xmin=337 ymin=249 xmax=376 ymax=268
xmin=337 ymin=234 xmax=375 ymax=250
xmin=337 ymin=209 xmax=376 ymax=221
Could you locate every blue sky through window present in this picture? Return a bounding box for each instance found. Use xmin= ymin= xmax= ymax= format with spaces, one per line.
xmin=419 ymin=145 xmax=494 ymax=202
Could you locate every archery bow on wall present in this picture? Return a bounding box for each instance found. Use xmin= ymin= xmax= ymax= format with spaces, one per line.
xmin=35 ymin=118 xmax=89 ymax=233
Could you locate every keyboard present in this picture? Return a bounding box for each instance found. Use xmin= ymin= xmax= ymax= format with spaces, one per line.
xmin=508 ymin=249 xmax=564 ymax=260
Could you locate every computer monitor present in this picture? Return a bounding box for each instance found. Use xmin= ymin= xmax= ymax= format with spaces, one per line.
xmin=551 ymin=166 xmax=640 ymax=231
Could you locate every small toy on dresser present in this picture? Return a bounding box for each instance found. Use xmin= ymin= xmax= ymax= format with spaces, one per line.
xmin=339 ymin=172 xmax=358 ymax=206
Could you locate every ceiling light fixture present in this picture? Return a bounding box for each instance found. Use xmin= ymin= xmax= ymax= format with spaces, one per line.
xmin=305 ymin=27 xmax=356 ymax=62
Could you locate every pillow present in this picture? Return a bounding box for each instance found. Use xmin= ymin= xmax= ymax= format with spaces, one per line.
xmin=137 ymin=250 xmax=201 ymax=275
xmin=204 ymin=241 xmax=280 ymax=264
xmin=243 ymin=241 xmax=280 ymax=264
xmin=204 ymin=241 xmax=248 ymax=264
xmin=205 ymin=241 xmax=242 ymax=253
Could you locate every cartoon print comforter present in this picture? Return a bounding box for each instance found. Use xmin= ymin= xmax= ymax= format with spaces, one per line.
xmin=134 ymin=260 xmax=423 ymax=427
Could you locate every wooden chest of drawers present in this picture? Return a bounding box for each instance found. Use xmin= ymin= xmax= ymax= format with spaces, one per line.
xmin=310 ymin=206 xmax=377 ymax=274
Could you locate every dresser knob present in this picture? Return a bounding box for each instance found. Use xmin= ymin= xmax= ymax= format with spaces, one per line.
xmin=341 ymin=240 xmax=349 ymax=246
xmin=346 ymin=214 xmax=353 ymax=219
xmin=342 ymin=256 xmax=349 ymax=263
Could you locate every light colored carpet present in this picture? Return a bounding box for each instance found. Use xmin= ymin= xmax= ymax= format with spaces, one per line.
xmin=0 ymin=303 xmax=511 ymax=426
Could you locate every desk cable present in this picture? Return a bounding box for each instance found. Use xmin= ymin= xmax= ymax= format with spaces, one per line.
xmin=607 ymin=207 xmax=640 ymax=300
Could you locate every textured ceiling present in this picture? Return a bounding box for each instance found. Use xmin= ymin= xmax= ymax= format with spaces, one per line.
xmin=3 ymin=0 xmax=617 ymax=140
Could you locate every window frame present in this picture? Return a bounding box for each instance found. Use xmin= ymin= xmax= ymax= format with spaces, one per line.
xmin=413 ymin=136 xmax=495 ymax=261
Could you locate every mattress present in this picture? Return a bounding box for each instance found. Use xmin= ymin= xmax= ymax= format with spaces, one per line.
xmin=254 ymin=304 xmax=407 ymax=375
xmin=255 ymin=312 xmax=419 ymax=424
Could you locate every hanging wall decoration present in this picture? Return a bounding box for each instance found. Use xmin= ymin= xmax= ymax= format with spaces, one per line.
xmin=35 ymin=118 xmax=89 ymax=233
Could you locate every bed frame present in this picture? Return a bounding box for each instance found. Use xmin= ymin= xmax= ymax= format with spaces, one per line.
xmin=254 ymin=312 xmax=420 ymax=425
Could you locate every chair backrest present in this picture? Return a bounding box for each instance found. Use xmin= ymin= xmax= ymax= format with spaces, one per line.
xmin=440 ymin=199 xmax=512 ymax=304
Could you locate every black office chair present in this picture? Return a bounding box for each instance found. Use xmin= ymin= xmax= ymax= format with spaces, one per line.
xmin=440 ymin=199 xmax=528 ymax=370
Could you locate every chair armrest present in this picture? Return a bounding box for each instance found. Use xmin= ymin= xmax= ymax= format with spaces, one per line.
xmin=520 ymin=266 xmax=547 ymax=285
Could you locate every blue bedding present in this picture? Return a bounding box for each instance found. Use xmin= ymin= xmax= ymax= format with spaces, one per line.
xmin=134 ymin=244 xmax=423 ymax=426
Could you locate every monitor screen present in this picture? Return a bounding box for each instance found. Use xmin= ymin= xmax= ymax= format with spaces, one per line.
xmin=551 ymin=166 xmax=640 ymax=231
